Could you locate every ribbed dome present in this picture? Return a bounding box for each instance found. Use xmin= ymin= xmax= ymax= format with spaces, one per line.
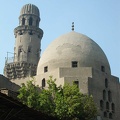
xmin=20 ymin=4 xmax=39 ymax=16
xmin=37 ymin=31 xmax=111 ymax=75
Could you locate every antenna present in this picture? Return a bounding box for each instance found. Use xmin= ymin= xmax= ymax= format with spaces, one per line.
xmin=72 ymin=22 xmax=74 ymax=31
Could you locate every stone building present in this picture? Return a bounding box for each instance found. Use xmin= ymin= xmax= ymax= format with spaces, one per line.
xmin=36 ymin=31 xmax=120 ymax=120
xmin=1 ymin=3 xmax=120 ymax=120
xmin=4 ymin=4 xmax=43 ymax=80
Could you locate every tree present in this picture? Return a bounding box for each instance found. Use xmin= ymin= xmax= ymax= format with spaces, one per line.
xmin=17 ymin=77 xmax=40 ymax=108
xmin=18 ymin=76 xmax=97 ymax=120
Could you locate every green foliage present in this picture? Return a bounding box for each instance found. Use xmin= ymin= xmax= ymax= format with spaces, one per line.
xmin=18 ymin=76 xmax=97 ymax=120
xmin=17 ymin=77 xmax=40 ymax=108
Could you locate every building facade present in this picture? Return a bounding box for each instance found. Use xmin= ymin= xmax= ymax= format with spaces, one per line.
xmin=36 ymin=31 xmax=120 ymax=120
xmin=1 ymin=4 xmax=120 ymax=120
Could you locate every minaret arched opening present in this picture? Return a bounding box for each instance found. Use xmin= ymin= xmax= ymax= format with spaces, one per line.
xmin=29 ymin=17 xmax=33 ymax=26
xmin=22 ymin=18 xmax=25 ymax=25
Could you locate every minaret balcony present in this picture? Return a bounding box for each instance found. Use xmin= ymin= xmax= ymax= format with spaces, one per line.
xmin=14 ymin=25 xmax=43 ymax=36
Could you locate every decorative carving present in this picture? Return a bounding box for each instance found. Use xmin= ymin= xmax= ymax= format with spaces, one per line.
xmin=5 ymin=62 xmax=37 ymax=80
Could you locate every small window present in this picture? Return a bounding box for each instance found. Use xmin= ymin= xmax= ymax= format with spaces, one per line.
xmin=108 ymin=91 xmax=112 ymax=102
xmin=111 ymin=103 xmax=115 ymax=113
xmin=28 ymin=46 xmax=31 ymax=53
xmin=106 ymin=102 xmax=109 ymax=110
xmin=104 ymin=112 xmax=107 ymax=118
xmin=29 ymin=17 xmax=33 ymax=26
xmin=22 ymin=18 xmax=25 ymax=25
xmin=103 ymin=90 xmax=106 ymax=100
xmin=105 ymin=78 xmax=108 ymax=88
xmin=109 ymin=113 xmax=113 ymax=119
xmin=72 ymin=61 xmax=78 ymax=67
xmin=100 ymin=100 xmax=104 ymax=110
xmin=74 ymin=81 xmax=79 ymax=88
xmin=42 ymin=78 xmax=46 ymax=88
xmin=101 ymin=66 xmax=105 ymax=72
xmin=44 ymin=66 xmax=48 ymax=72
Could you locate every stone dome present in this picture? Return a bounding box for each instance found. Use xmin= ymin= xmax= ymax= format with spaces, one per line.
xmin=20 ymin=4 xmax=40 ymax=16
xmin=37 ymin=31 xmax=111 ymax=75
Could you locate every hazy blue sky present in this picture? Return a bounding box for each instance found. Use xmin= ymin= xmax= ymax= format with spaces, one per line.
xmin=0 ymin=0 xmax=120 ymax=79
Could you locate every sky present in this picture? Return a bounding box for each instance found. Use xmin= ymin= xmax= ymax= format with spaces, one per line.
xmin=0 ymin=0 xmax=120 ymax=79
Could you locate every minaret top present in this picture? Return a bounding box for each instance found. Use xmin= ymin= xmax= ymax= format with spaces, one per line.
xmin=20 ymin=4 xmax=40 ymax=16
xmin=72 ymin=22 xmax=74 ymax=31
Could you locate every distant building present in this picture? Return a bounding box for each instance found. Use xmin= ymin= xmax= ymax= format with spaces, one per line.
xmin=1 ymin=4 xmax=120 ymax=120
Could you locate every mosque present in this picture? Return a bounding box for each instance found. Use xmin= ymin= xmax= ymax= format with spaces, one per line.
xmin=1 ymin=4 xmax=120 ymax=120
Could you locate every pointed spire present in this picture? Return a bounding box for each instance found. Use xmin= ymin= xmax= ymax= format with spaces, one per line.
xmin=72 ymin=22 xmax=74 ymax=31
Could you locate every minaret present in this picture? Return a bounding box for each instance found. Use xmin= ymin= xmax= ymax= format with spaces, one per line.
xmin=4 ymin=4 xmax=43 ymax=80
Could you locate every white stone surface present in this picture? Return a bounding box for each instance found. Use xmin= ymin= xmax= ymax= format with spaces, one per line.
xmin=37 ymin=31 xmax=111 ymax=75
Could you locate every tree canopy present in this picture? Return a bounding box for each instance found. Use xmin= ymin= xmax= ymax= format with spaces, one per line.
xmin=17 ymin=76 xmax=97 ymax=120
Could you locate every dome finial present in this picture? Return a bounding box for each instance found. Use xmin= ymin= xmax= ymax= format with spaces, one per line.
xmin=72 ymin=22 xmax=74 ymax=31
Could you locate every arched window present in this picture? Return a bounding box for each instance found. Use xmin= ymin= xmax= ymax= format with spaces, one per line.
xmin=105 ymin=78 xmax=108 ymax=88
xmin=22 ymin=18 xmax=25 ymax=25
xmin=29 ymin=17 xmax=33 ymax=26
xmin=101 ymin=66 xmax=105 ymax=72
xmin=44 ymin=66 xmax=48 ymax=72
xmin=106 ymin=102 xmax=109 ymax=111
xmin=109 ymin=113 xmax=113 ymax=119
xmin=103 ymin=90 xmax=106 ymax=100
xmin=18 ymin=46 xmax=22 ymax=61
xmin=104 ymin=112 xmax=107 ymax=118
xmin=42 ymin=78 xmax=45 ymax=88
xmin=100 ymin=100 xmax=104 ymax=110
xmin=108 ymin=91 xmax=112 ymax=102
xmin=111 ymin=103 xmax=115 ymax=113
xmin=28 ymin=46 xmax=31 ymax=53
